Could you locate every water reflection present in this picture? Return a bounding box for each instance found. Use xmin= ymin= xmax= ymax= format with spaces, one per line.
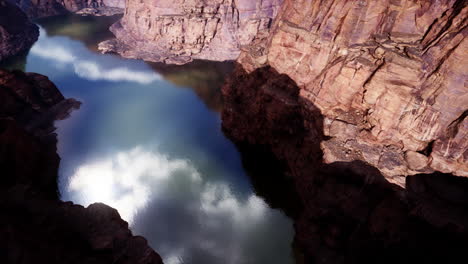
xmin=150 ymin=61 xmax=234 ymax=112
xmin=30 ymin=28 xmax=161 ymax=84
xmin=68 ymin=146 xmax=288 ymax=264
xmin=9 ymin=14 xmax=295 ymax=264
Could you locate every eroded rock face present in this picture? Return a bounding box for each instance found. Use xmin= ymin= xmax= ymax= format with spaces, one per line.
xmin=0 ymin=69 xmax=163 ymax=264
xmin=0 ymin=0 xmax=39 ymax=61
xmin=234 ymin=0 xmax=468 ymax=185
xmin=99 ymin=0 xmax=283 ymax=64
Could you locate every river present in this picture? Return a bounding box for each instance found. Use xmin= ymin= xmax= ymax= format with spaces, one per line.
xmin=1 ymin=14 xmax=296 ymax=264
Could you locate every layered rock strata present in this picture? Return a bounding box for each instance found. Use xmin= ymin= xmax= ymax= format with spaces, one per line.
xmin=0 ymin=0 xmax=39 ymax=61
xmin=233 ymin=0 xmax=468 ymax=185
xmin=99 ymin=0 xmax=283 ymax=64
xmin=0 ymin=69 xmax=163 ymax=264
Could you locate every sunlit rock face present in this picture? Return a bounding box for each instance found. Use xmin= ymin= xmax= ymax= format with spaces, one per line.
xmin=232 ymin=0 xmax=468 ymax=185
xmin=99 ymin=0 xmax=283 ymax=64
xmin=0 ymin=0 xmax=38 ymax=61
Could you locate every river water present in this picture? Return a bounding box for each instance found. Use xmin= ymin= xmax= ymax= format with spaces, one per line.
xmin=1 ymin=14 xmax=296 ymax=264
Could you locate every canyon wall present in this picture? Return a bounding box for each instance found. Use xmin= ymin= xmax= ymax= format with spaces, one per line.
xmin=0 ymin=69 xmax=163 ymax=264
xmin=0 ymin=0 xmax=39 ymax=61
xmin=233 ymin=0 xmax=467 ymax=186
xmin=99 ymin=0 xmax=283 ymax=64
xmin=221 ymin=0 xmax=468 ymax=262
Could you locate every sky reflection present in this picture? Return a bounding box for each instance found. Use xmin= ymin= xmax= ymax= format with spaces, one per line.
xmin=15 ymin=14 xmax=295 ymax=264
xmin=30 ymin=27 xmax=161 ymax=84
xmin=67 ymin=146 xmax=289 ymax=264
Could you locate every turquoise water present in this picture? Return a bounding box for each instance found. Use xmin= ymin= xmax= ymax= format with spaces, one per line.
xmin=4 ymin=15 xmax=295 ymax=264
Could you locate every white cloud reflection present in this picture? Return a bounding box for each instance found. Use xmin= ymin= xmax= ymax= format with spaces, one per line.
xmin=68 ymin=146 xmax=200 ymax=223
xmin=30 ymin=28 xmax=161 ymax=84
xmin=66 ymin=146 xmax=290 ymax=264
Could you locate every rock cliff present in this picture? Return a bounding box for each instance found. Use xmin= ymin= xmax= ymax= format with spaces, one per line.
xmin=99 ymin=0 xmax=283 ymax=64
xmin=221 ymin=0 xmax=468 ymax=262
xmin=232 ymin=0 xmax=467 ymax=185
xmin=0 ymin=0 xmax=39 ymax=61
xmin=0 ymin=69 xmax=163 ymax=264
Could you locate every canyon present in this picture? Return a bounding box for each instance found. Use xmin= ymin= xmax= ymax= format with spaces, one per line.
xmin=102 ymin=0 xmax=467 ymax=183
xmin=1 ymin=0 xmax=467 ymax=263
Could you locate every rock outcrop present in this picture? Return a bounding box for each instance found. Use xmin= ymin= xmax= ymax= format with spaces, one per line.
xmin=0 ymin=0 xmax=39 ymax=61
xmin=0 ymin=69 xmax=163 ymax=264
xmin=99 ymin=0 xmax=283 ymax=64
xmin=231 ymin=0 xmax=468 ymax=185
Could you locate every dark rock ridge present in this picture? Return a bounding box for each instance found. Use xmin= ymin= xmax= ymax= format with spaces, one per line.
xmin=0 ymin=0 xmax=39 ymax=61
xmin=99 ymin=0 xmax=283 ymax=64
xmin=222 ymin=64 xmax=468 ymax=264
xmin=0 ymin=69 xmax=163 ymax=264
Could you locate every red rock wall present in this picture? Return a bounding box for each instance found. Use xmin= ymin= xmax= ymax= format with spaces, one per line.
xmin=222 ymin=1 xmax=468 ymax=262
xmin=236 ymin=0 xmax=468 ymax=185
xmin=100 ymin=0 xmax=283 ymax=64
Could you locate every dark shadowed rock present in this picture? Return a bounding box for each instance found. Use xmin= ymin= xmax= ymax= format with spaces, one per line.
xmin=0 ymin=69 xmax=163 ymax=264
xmin=0 ymin=0 xmax=38 ymax=61
xmin=222 ymin=65 xmax=468 ymax=264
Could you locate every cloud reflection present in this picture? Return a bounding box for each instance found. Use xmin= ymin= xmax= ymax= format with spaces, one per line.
xmin=30 ymin=28 xmax=161 ymax=84
xmin=67 ymin=146 xmax=292 ymax=264
xmin=68 ymin=146 xmax=201 ymax=223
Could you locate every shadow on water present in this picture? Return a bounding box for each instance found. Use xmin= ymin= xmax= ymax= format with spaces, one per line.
xmin=149 ymin=60 xmax=234 ymax=112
